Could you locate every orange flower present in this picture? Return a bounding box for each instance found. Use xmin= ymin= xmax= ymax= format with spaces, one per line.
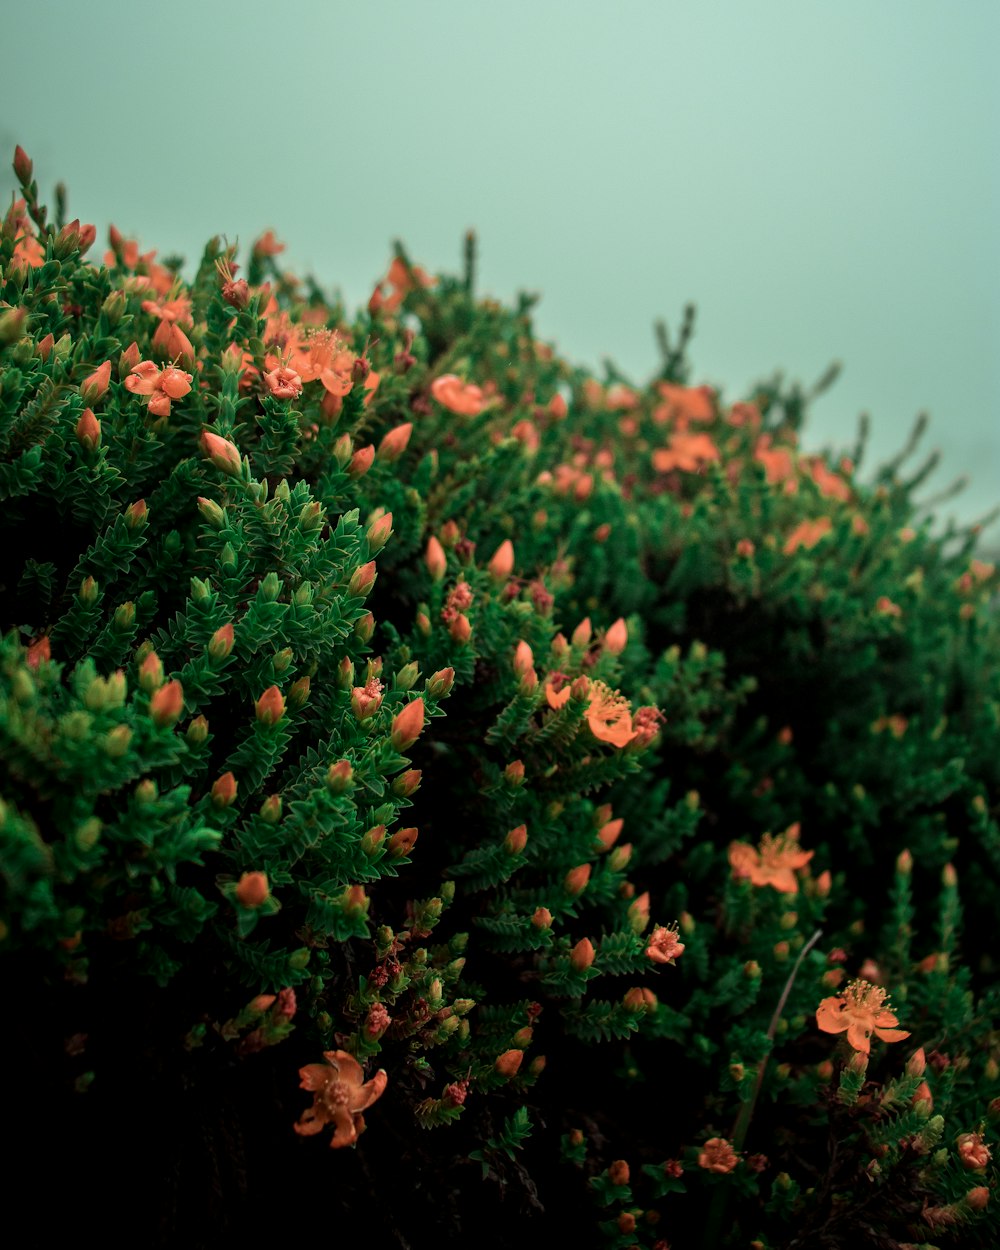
xmin=286 ymin=329 xmax=356 ymax=397
xmin=252 ymin=229 xmax=285 ymax=258
xmin=728 ymin=823 xmax=813 ymax=893
xmin=645 ymin=923 xmax=684 ymax=965
xmin=651 ymin=431 xmax=719 ymax=474
xmin=698 ymin=1137 xmax=738 ymax=1174
xmin=544 ymin=673 xmax=571 ymax=710
xmin=141 ymin=295 xmax=192 ymax=325
xmin=783 ymin=516 xmax=832 ymax=555
xmin=754 ymin=436 xmax=796 ymax=484
xmin=585 ymin=681 xmax=637 ymax=748
xmin=654 ymin=382 xmax=715 ymax=426
xmin=294 ymin=1050 xmax=387 ymax=1148
xmin=807 ymin=458 xmax=852 ymax=502
xmin=125 ymin=361 xmax=193 ymax=417
xmin=815 ymin=979 xmax=910 ymax=1054
xmin=431 ymin=374 xmax=485 ymax=416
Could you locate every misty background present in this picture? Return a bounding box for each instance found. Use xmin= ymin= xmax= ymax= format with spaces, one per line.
xmin=2 ymin=1 xmax=997 ymax=543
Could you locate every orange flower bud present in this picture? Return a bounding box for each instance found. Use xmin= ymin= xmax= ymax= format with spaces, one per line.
xmin=608 ymin=842 xmax=632 ymax=872
xmin=623 ymin=987 xmax=658 ymax=1013
xmin=235 ymin=871 xmax=268 ymax=908
xmin=425 ymin=536 xmax=447 ymax=581
xmin=504 ymin=824 xmax=528 ymax=855
xmin=604 ymin=617 xmax=628 ymax=655
xmin=366 ymin=510 xmax=394 ymax=554
xmin=513 ymin=640 xmax=534 ymax=676
xmin=427 ymin=667 xmax=455 ymax=697
xmin=449 ymin=613 xmax=472 ymax=644
xmin=965 ymin=1186 xmax=990 ymax=1211
xmin=347 ymin=444 xmax=375 ymax=478
xmin=596 ymin=818 xmax=623 ymax=851
xmin=138 ymin=651 xmax=164 ymax=692
xmin=355 ymin=611 xmax=375 ymax=642
xmin=387 ymin=826 xmax=418 ymax=858
xmin=208 ymin=623 xmax=234 ymax=660
xmin=200 ymin=430 xmax=242 ymax=476
xmin=608 ymin=1159 xmax=630 ymax=1186
xmin=211 ymin=771 xmax=238 ymax=807
xmin=377 ymin=421 xmax=413 ymax=462
xmin=906 ymin=1048 xmax=926 ymax=1077
xmin=255 ymin=685 xmax=285 ymax=726
xmin=79 ymin=360 xmax=112 ymax=405
xmin=488 ymin=539 xmax=515 ymax=581
xmin=531 ymin=907 xmax=552 ymax=929
xmin=391 ymin=697 xmax=425 ymax=751
xmin=26 ymin=636 xmax=51 ymax=669
xmin=504 ymin=759 xmax=525 ymax=786
xmin=13 ymin=144 xmax=32 ymax=184
xmin=564 ymin=863 xmax=591 ymax=896
xmin=628 ymin=891 xmax=651 ymax=933
xmin=327 ymin=760 xmax=354 ymax=792
xmin=571 ymin=617 xmax=592 ymax=648
xmin=348 ymin=560 xmax=377 ymax=598
xmin=149 ymin=679 xmax=184 ymax=727
xmin=75 ymin=408 xmax=101 ymax=452
xmin=570 ymin=937 xmax=595 ymax=970
xmin=125 ymin=499 xmax=147 ymax=529
xmin=494 ymin=1049 xmax=523 ymax=1079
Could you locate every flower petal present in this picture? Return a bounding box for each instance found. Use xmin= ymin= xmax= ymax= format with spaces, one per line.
xmin=815 ymin=998 xmax=849 ymax=1034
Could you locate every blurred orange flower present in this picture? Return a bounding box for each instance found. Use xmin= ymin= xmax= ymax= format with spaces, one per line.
xmin=728 ymin=823 xmax=813 ymax=894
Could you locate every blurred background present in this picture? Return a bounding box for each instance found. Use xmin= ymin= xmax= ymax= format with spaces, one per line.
xmin=2 ymin=0 xmax=997 ymax=537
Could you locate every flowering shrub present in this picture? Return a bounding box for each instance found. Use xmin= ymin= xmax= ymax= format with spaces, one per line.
xmin=1 ymin=146 xmax=998 ymax=1247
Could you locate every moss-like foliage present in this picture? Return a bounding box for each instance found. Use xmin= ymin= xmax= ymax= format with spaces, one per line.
xmin=1 ymin=146 xmax=998 ymax=1248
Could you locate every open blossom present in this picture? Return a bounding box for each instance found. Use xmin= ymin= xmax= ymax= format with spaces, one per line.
xmin=728 ymin=822 xmax=813 ymax=893
xmin=646 ymin=923 xmax=685 ymax=965
xmin=585 ymin=681 xmax=637 ymax=748
xmin=141 ymin=294 xmax=192 ymax=325
xmin=431 ymin=374 xmax=485 ymax=416
xmin=698 ymin=1137 xmax=738 ymax=1174
xmin=652 ymin=432 xmax=720 ymax=474
xmin=294 ymin=1050 xmax=387 ymax=1148
xmin=783 ymin=516 xmax=832 ymax=555
xmin=125 ymin=360 xmax=193 ymax=417
xmin=815 ymin=979 xmax=910 ymax=1054
xmin=654 ymin=382 xmax=715 ymax=426
xmin=286 ymin=329 xmax=355 ymax=397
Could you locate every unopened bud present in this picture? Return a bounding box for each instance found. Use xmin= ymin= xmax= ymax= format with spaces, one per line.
xmin=211 ymin=772 xmax=238 ymax=807
xmin=149 ymin=679 xmax=184 ymax=727
xmin=235 ymin=871 xmax=268 ymax=908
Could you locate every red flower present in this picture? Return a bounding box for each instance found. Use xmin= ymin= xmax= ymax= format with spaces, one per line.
xmin=294 ymin=1050 xmax=387 ymax=1148
xmin=646 ymin=924 xmax=685 ymax=965
xmin=431 ymin=374 xmax=485 ymax=416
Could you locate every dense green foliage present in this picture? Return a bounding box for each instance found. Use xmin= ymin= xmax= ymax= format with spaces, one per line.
xmin=1 ymin=148 xmax=998 ymax=1247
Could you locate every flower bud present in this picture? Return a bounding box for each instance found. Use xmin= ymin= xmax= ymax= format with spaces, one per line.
xmin=570 ymin=937 xmax=595 ymax=970
xmin=571 ymin=617 xmax=592 ymax=648
xmin=392 ymin=769 xmax=422 ymax=798
xmin=260 ymin=794 xmax=282 ymax=822
xmin=149 ymin=679 xmax=184 ymax=727
xmin=504 ymin=824 xmax=528 ymax=855
xmin=208 ymin=623 xmax=234 ymax=660
xmin=377 ymin=422 xmax=412 ymax=462
xmin=504 ymin=759 xmax=525 ymax=786
xmin=494 ymin=1049 xmax=523 ymax=1079
xmin=186 ymin=715 xmax=209 ymax=746
xmin=200 ymin=430 xmax=242 ymax=476
xmin=488 ymin=539 xmax=515 ymax=581
xmin=965 ymin=1186 xmax=990 ymax=1212
xmin=367 ymin=510 xmax=393 ymax=554
xmin=211 ymin=772 xmax=238 ymax=807
xmin=604 ymin=617 xmax=628 ymax=655
xmin=531 ymin=907 xmax=552 ymax=929
xmin=79 ymin=360 xmax=111 ymax=405
xmin=75 ymin=408 xmax=101 ymax=452
xmin=354 ymin=611 xmax=375 ymax=642
xmin=13 ymin=145 xmax=33 ymax=185
xmin=387 ymin=826 xmax=418 ymax=858
xmin=449 ymin=613 xmax=472 ymax=644
xmin=906 ymin=1048 xmax=927 ymax=1078
xmin=327 ymin=760 xmax=354 ymax=793
xmin=124 ymin=499 xmax=147 ymax=529
xmin=197 ymin=496 xmax=225 ymax=528
xmin=255 ymin=685 xmax=285 ymax=725
xmin=623 ymin=987 xmax=657 ymax=1014
xmin=138 ymin=651 xmax=164 ymax=692
xmin=348 ymin=444 xmax=375 ymax=478
xmin=426 ymin=668 xmax=455 ymax=699
xmin=391 ymin=697 xmax=425 ymax=751
xmin=425 ymin=536 xmax=447 ymax=581
xmin=564 ymin=863 xmax=591 ymax=896
xmin=235 ymin=871 xmax=268 ymax=908
xmin=348 ymin=560 xmax=377 ymax=598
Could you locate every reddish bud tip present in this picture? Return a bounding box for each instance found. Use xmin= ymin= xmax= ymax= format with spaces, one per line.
xmin=377 ymin=422 xmax=413 ymax=462
xmin=208 ymin=623 xmax=234 ymax=660
xmin=79 ymin=360 xmax=112 ymax=405
xmin=425 ymin=536 xmax=447 ymax=581
xmin=570 ymin=937 xmax=595 ymax=970
xmin=504 ymin=824 xmax=528 ymax=855
xmin=13 ymin=145 xmax=33 ymax=185
xmin=348 ymin=560 xmax=377 ymax=598
xmin=75 ymin=408 xmax=101 ymax=452
xmin=347 ymin=444 xmax=375 ymax=478
xmin=494 ymin=1049 xmax=524 ymax=1079
xmin=604 ymin=617 xmax=628 ymax=655
xmin=488 ymin=539 xmax=515 ymax=581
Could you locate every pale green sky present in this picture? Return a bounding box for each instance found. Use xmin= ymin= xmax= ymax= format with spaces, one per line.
xmin=3 ymin=0 xmax=997 ymax=533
